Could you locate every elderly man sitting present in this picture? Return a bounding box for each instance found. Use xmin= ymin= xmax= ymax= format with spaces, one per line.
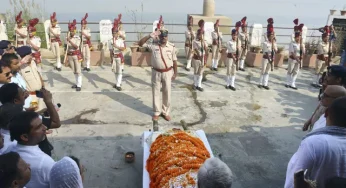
xmin=198 ymin=157 xmax=233 ymax=188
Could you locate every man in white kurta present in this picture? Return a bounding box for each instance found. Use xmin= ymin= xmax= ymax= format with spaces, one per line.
xmin=284 ymin=97 xmax=346 ymax=188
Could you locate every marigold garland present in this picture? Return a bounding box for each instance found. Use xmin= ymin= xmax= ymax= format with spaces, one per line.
xmin=147 ymin=130 xmax=210 ymax=188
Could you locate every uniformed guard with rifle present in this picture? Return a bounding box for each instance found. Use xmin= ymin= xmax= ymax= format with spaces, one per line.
xmin=238 ymin=16 xmax=249 ymax=71
xmin=225 ymin=22 xmax=241 ymax=91
xmin=49 ymin=12 xmax=63 ymax=71
xmin=27 ymin=18 xmax=43 ymax=73
xmin=14 ymin=11 xmax=27 ymax=48
xmin=185 ymin=16 xmax=195 ymax=71
xmin=108 ymin=17 xmax=126 ymax=91
xmin=258 ymin=19 xmax=277 ymax=90
xmin=211 ymin=20 xmax=223 ymax=71
xmin=286 ymin=21 xmax=305 ymax=90
xmin=66 ymin=20 xmax=82 ymax=91
xmin=313 ymin=25 xmax=336 ymax=88
xmin=191 ymin=19 xmax=208 ymax=92
xmin=81 ymin=13 xmax=92 ymax=72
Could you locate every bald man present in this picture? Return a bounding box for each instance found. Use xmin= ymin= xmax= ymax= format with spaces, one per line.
xmin=310 ymin=85 xmax=346 ymax=131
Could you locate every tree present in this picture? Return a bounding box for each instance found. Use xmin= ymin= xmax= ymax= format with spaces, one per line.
xmin=6 ymin=0 xmax=47 ymax=48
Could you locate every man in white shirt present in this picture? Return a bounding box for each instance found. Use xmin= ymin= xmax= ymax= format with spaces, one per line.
xmin=311 ymin=85 xmax=346 ymax=131
xmin=285 ymin=96 xmax=346 ymax=188
xmin=10 ymin=111 xmax=56 ymax=188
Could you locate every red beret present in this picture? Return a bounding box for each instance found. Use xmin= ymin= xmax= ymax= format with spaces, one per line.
xmin=28 ymin=18 xmax=39 ymax=32
xmin=81 ymin=13 xmax=88 ymax=25
xmin=293 ymin=18 xmax=299 ymax=26
xmin=241 ymin=16 xmax=247 ymax=27
xmin=15 ymin=11 xmax=23 ymax=24
xmin=50 ymin=12 xmax=57 ymax=22
xmin=68 ymin=19 xmax=77 ymax=31
xmin=267 ymin=18 xmax=274 ymax=24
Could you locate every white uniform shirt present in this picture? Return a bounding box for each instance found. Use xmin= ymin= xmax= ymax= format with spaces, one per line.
xmin=108 ymin=37 xmax=125 ymax=54
xmin=192 ymin=40 xmax=208 ymax=56
xmin=67 ymin=35 xmax=81 ymax=52
xmin=311 ymin=115 xmax=326 ymax=131
xmin=81 ymin=28 xmax=91 ymax=42
xmin=284 ymin=127 xmax=346 ymax=188
xmin=49 ymin=26 xmax=61 ymax=40
xmin=13 ymin=144 xmax=56 ymax=188
xmin=238 ymin=32 xmax=249 ymax=46
xmin=211 ymin=31 xmax=223 ymax=44
xmin=317 ymin=41 xmax=330 ymax=56
xmin=11 ymin=73 xmax=32 ymax=108
xmin=16 ymin=26 xmax=28 ymax=43
xmin=0 ymin=129 xmax=17 ymax=155
xmin=226 ymin=39 xmax=240 ymax=54
xmin=29 ymin=36 xmax=41 ymax=53
xmin=185 ymin=30 xmax=195 ymax=42
xmin=262 ymin=41 xmax=278 ymax=54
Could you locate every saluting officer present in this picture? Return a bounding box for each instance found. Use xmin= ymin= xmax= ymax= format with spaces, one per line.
xmin=27 ymin=18 xmax=42 ymax=73
xmin=138 ymin=16 xmax=177 ymax=121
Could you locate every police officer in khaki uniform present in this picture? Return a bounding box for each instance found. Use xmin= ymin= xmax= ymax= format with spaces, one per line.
xmin=81 ymin=13 xmax=92 ymax=72
xmin=185 ymin=16 xmax=195 ymax=71
xmin=138 ymin=17 xmax=177 ymax=121
xmin=286 ymin=23 xmax=305 ymax=90
xmin=16 ymin=46 xmax=46 ymax=112
xmin=313 ymin=26 xmax=335 ymax=88
xmin=108 ymin=18 xmax=126 ymax=91
xmin=14 ymin=11 xmax=27 ymax=48
xmin=258 ymin=22 xmax=277 ymax=90
xmin=211 ymin=20 xmax=222 ymax=71
xmin=49 ymin=12 xmax=62 ymax=71
xmin=66 ymin=20 xmax=82 ymax=91
xmin=192 ymin=19 xmax=209 ymax=92
xmin=238 ymin=16 xmax=249 ymax=71
xmin=226 ymin=27 xmax=241 ymax=91
xmin=27 ymin=18 xmax=42 ymax=73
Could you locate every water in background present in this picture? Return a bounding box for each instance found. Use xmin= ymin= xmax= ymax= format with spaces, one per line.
xmin=51 ymin=12 xmax=328 ymax=49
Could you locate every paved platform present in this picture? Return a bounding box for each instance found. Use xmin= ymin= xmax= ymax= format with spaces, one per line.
xmin=41 ymin=58 xmax=320 ymax=188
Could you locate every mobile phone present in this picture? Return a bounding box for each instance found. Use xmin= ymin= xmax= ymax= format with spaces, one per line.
xmin=36 ymin=90 xmax=43 ymax=98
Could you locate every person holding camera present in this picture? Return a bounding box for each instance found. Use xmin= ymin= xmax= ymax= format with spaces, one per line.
xmin=0 ymin=83 xmax=61 ymax=156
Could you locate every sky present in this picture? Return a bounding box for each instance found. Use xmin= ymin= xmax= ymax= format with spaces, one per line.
xmin=2 ymin=0 xmax=346 ymax=22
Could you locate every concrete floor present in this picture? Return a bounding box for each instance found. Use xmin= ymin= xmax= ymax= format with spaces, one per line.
xmin=41 ymin=58 xmax=320 ymax=188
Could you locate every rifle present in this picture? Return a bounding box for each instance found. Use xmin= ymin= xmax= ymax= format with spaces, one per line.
xmin=327 ymin=27 xmax=333 ymax=67
xmin=299 ymin=36 xmax=303 ymax=68
xmin=187 ymin=30 xmax=194 ymax=60
xmin=270 ymin=39 xmax=275 ymax=71
xmin=236 ymin=37 xmax=239 ymax=70
xmin=64 ymin=31 xmax=70 ymax=66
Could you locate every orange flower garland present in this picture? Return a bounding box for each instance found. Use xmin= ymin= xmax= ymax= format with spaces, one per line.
xmin=147 ymin=130 xmax=210 ymax=188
